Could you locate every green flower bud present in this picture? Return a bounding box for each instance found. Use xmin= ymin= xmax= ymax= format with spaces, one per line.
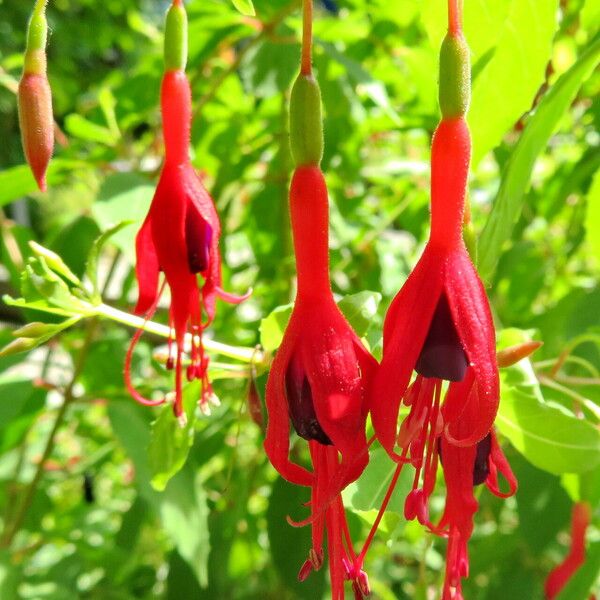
xmin=439 ymin=33 xmax=471 ymax=119
xmin=164 ymin=2 xmax=188 ymax=71
xmin=289 ymin=73 xmax=323 ymax=167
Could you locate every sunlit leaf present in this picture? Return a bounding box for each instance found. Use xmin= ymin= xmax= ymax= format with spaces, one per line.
xmin=478 ymin=36 xmax=600 ymax=280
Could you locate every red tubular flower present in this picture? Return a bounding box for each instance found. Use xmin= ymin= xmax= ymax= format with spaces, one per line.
xmin=361 ymin=4 xmax=518 ymax=596
xmin=371 ymin=116 xmax=498 ymax=459
xmin=264 ymin=165 xmax=376 ymax=599
xmin=125 ymin=1 xmax=246 ymax=419
xmin=264 ymin=4 xmax=376 ymax=595
xmin=545 ymin=502 xmax=592 ymax=600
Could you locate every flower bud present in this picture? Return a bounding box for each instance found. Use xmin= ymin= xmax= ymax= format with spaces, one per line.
xmin=19 ymin=1 xmax=53 ymax=192
xmin=439 ymin=33 xmax=471 ymax=119
xmin=18 ymin=73 xmax=53 ymax=192
xmin=289 ymin=73 xmax=323 ymax=167
xmin=497 ymin=340 xmax=543 ymax=368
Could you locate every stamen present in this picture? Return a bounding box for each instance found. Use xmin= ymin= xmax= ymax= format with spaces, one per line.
xmin=415 ymin=294 xmax=468 ymax=382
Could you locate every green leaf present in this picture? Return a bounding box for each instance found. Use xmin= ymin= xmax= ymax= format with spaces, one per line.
xmin=0 ymin=551 xmax=20 ymax=600
xmin=158 ymin=470 xmax=210 ymax=588
xmin=149 ymin=382 xmax=199 ymax=492
xmin=230 ymin=0 xmax=255 ymax=17
xmin=86 ymin=221 xmax=134 ymax=299
xmin=556 ymin=541 xmax=600 ymax=600
xmin=337 ymin=291 xmax=382 ymax=337
xmin=581 ymin=0 xmax=600 ymax=33
xmin=259 ymin=303 xmax=293 ymax=352
xmin=266 ymin=477 xmax=325 ymax=599
xmin=344 ymin=447 xmax=412 ymax=515
xmin=28 ymin=241 xmax=81 ymax=286
xmin=478 ymin=36 xmax=600 ymax=280
xmin=64 ymin=114 xmax=119 ymax=146
xmin=108 ymin=403 xmax=210 ymax=587
xmin=0 ymin=160 xmax=84 ymax=207
xmin=320 ymin=42 xmax=401 ymax=124
xmin=92 ymin=173 xmax=154 ymax=263
xmin=585 ymin=169 xmax=600 ymax=269
xmin=497 ymin=362 xmax=600 ymax=475
xmin=469 ymin=0 xmax=559 ymax=166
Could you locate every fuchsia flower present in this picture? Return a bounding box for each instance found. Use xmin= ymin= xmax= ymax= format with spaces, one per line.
xmin=264 ymin=13 xmax=377 ymax=589
xmin=371 ymin=118 xmax=499 ymax=458
xmin=545 ymin=502 xmax=592 ymax=600
xmin=364 ymin=3 xmax=518 ymax=596
xmin=265 ymin=164 xmax=377 ymax=600
xmin=125 ymin=1 xmax=246 ymax=419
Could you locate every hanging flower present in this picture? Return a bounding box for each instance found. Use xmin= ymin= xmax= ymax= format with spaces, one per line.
xmin=125 ymin=0 xmax=247 ymax=420
xmin=264 ymin=5 xmax=376 ymax=593
xmin=545 ymin=502 xmax=592 ymax=600
xmin=265 ymin=163 xmax=376 ymax=600
xmin=362 ymin=3 xmax=519 ymax=596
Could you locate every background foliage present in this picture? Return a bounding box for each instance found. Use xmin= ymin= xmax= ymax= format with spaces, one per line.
xmin=0 ymin=0 xmax=599 ymax=598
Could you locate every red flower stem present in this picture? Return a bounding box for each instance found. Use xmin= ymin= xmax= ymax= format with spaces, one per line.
xmin=301 ymin=0 xmax=313 ymax=75
xmin=448 ymin=0 xmax=463 ymax=36
xmin=356 ymin=448 xmax=409 ymax=565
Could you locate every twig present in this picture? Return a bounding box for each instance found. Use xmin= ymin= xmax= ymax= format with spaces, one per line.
xmin=0 ymin=319 xmax=98 ymax=549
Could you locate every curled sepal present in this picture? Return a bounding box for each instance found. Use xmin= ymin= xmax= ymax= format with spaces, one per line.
xmin=19 ymin=1 xmax=53 ymax=192
xmin=439 ymin=33 xmax=471 ymax=119
xmin=290 ymin=73 xmax=324 ymax=167
xmin=164 ymin=0 xmax=188 ymax=71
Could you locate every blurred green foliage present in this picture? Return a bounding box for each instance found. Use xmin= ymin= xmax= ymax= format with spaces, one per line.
xmin=0 ymin=0 xmax=599 ymax=598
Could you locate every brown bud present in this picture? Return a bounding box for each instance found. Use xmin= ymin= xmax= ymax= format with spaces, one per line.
xmin=18 ymin=70 xmax=54 ymax=192
xmin=497 ymin=340 xmax=543 ymax=368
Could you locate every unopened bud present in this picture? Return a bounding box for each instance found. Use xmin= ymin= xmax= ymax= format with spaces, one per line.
xmin=13 ymin=321 xmax=56 ymax=339
xmin=497 ymin=341 xmax=543 ymax=368
xmin=0 ymin=336 xmax=39 ymax=358
xmin=18 ymin=73 xmax=53 ymax=192
xmin=19 ymin=1 xmax=53 ymax=192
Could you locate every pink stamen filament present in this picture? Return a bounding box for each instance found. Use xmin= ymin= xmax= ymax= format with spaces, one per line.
xmin=125 ymin=281 xmax=168 ymax=407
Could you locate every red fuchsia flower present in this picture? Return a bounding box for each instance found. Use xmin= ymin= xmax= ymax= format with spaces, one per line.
xmin=125 ymin=0 xmax=247 ymax=420
xmin=264 ymin=5 xmax=376 ymax=596
xmin=265 ymin=152 xmax=376 ymax=600
xmin=371 ymin=0 xmax=496 ymax=466
xmin=545 ymin=502 xmax=592 ymax=600
xmin=360 ymin=2 xmax=519 ymax=596
xmin=18 ymin=0 xmax=53 ymax=192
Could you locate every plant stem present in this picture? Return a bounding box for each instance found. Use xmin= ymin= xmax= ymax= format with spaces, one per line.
xmin=94 ymin=302 xmax=267 ymax=366
xmin=0 ymin=319 xmax=98 ymax=549
xmin=301 ymin=0 xmax=313 ymax=75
